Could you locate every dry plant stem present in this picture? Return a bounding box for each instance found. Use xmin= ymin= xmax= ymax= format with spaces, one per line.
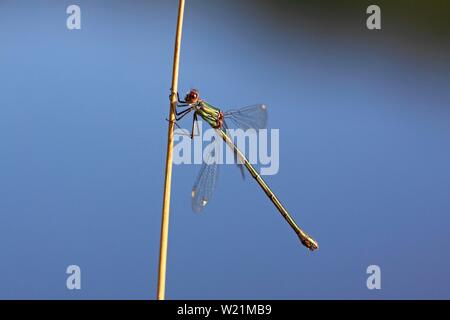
xmin=157 ymin=0 xmax=185 ymax=300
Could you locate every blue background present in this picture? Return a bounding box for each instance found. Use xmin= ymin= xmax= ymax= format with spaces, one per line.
xmin=0 ymin=0 xmax=449 ymax=299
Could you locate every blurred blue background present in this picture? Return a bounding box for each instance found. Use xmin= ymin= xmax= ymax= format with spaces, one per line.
xmin=0 ymin=0 xmax=449 ymax=299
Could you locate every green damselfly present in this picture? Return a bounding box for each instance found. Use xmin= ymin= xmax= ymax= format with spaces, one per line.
xmin=174 ymin=89 xmax=318 ymax=251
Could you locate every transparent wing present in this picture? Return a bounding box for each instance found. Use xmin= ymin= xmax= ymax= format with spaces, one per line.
xmin=222 ymin=104 xmax=267 ymax=179
xmin=191 ymin=136 xmax=220 ymax=213
xmin=223 ymin=104 xmax=268 ymax=130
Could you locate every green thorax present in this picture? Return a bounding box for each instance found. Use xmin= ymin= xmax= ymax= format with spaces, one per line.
xmin=196 ymin=100 xmax=223 ymax=128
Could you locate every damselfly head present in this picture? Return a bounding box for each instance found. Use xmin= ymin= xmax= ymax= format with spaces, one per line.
xmin=185 ymin=89 xmax=200 ymax=104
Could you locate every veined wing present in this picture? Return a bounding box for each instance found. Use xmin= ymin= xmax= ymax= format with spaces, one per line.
xmin=191 ymin=136 xmax=221 ymax=213
xmin=223 ymin=104 xmax=268 ymax=130
xmin=222 ymin=104 xmax=267 ymax=179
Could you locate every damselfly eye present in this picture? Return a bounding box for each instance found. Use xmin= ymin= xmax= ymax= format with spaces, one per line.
xmin=185 ymin=90 xmax=199 ymax=103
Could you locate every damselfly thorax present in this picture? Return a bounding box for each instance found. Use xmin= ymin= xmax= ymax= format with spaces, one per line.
xmin=194 ymin=101 xmax=224 ymax=129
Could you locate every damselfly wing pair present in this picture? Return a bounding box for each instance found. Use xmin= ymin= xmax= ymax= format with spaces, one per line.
xmin=173 ymin=89 xmax=318 ymax=251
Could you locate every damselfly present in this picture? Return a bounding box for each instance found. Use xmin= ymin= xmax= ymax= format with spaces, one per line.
xmin=174 ymin=89 xmax=318 ymax=251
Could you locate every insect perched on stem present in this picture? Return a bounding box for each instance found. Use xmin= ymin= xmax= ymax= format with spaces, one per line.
xmin=175 ymin=89 xmax=318 ymax=251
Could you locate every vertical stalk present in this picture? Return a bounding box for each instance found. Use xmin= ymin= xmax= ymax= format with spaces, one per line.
xmin=157 ymin=0 xmax=185 ymax=300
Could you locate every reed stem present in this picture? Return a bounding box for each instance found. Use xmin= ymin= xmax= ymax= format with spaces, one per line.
xmin=157 ymin=0 xmax=185 ymax=300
